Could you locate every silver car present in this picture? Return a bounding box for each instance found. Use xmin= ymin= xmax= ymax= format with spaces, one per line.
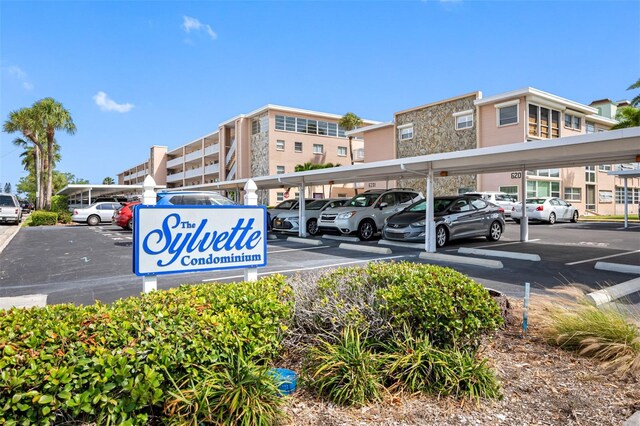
xmin=318 ymin=189 xmax=423 ymax=241
xmin=511 ymin=197 xmax=579 ymax=224
xmin=72 ymin=202 xmax=123 ymax=226
xmin=465 ymin=191 xmax=517 ymax=217
xmin=272 ymin=198 xmax=349 ymax=236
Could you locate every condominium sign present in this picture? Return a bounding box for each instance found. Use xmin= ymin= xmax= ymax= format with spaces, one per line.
xmin=134 ymin=205 xmax=267 ymax=276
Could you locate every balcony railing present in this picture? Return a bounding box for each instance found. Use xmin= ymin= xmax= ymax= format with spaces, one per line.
xmin=166 ymin=172 xmax=184 ymax=182
xmin=185 ymin=149 xmax=203 ymax=163
xmin=184 ymin=167 xmax=203 ymax=179
xmin=204 ymin=164 xmax=220 ymax=174
xmin=167 ymin=157 xmax=182 ymax=168
xmin=204 ymin=144 xmax=220 ymax=156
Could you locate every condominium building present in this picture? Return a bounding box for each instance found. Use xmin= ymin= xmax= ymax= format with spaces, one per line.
xmin=117 ymin=105 xmax=378 ymax=205
xmin=352 ymin=88 xmax=638 ymax=216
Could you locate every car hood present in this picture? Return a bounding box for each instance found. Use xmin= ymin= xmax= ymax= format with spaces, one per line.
xmin=321 ymin=206 xmax=365 ymax=215
xmin=386 ymin=211 xmax=427 ymax=226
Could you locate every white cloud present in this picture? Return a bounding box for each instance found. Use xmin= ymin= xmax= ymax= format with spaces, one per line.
xmin=6 ymin=66 xmax=34 ymax=91
xmin=93 ymin=91 xmax=134 ymax=113
xmin=182 ymin=15 xmax=217 ymax=40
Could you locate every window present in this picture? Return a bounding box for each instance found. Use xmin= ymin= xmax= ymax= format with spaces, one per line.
xmin=318 ymin=121 xmax=328 ymax=135
xmin=496 ymin=101 xmax=519 ymax=126
xmin=273 ymin=113 xmax=346 ymax=138
xmin=313 ymin=144 xmax=324 ymax=154
xmin=294 ymin=141 xmax=303 ymax=153
xmin=527 ymin=181 xmax=560 ymax=198
xmin=276 ymin=166 xmax=285 ymax=174
xmin=615 ymin=187 xmax=640 ymax=204
xmin=398 ymin=124 xmax=414 ymax=140
xmin=598 ymin=164 xmax=612 ymax=171
xmin=251 ymin=116 xmax=268 ymax=135
xmin=296 ymin=118 xmax=307 ymax=133
xmin=585 ymin=166 xmax=596 ymax=183
xmin=457 ymin=187 xmax=474 ymax=195
xmin=275 ymin=115 xmax=285 ymax=130
xmin=470 ymin=198 xmax=488 ymax=210
xmin=307 ymin=119 xmax=318 ymax=134
xmin=454 ymin=110 xmax=473 ymax=130
xmin=586 ymin=122 xmax=595 ymax=133
xmin=337 ymin=146 xmax=348 ymax=157
xmin=285 ymin=116 xmax=296 ymax=131
xmin=276 ymin=140 xmax=285 ymax=151
xmin=527 ymin=169 xmax=560 ymax=178
xmin=565 ymin=113 xmax=582 ymax=130
xmin=328 ymin=122 xmax=338 ymax=137
xmin=338 ymin=126 xmax=346 ymax=138
xmin=599 ymin=190 xmax=613 ymax=203
xmin=499 ymin=185 xmax=519 ymax=201
xmin=564 ymin=187 xmax=581 ymax=201
xmin=276 ymin=192 xmax=284 ymax=202
xmin=528 ymin=104 xmax=560 ymax=138
xmin=251 ymin=119 xmax=260 ymax=135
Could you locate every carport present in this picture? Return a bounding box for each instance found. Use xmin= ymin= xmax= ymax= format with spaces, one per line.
xmin=204 ymin=128 xmax=640 ymax=251
xmin=607 ymin=168 xmax=640 ymax=228
xmin=57 ymin=183 xmax=166 ymax=207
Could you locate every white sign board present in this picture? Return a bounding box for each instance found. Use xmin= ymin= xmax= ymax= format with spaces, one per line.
xmin=133 ymin=205 xmax=267 ymax=276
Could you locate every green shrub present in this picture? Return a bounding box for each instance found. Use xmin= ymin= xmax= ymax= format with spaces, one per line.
xmin=303 ymin=327 xmax=384 ymax=407
xmin=382 ymin=327 xmax=501 ymax=401
xmin=50 ymin=195 xmax=69 ymax=214
xmin=164 ymin=350 xmax=286 ymax=426
xmin=57 ymin=210 xmax=72 ymax=224
xmin=29 ymin=211 xmax=58 ymax=226
xmin=0 ymin=275 xmax=293 ymax=425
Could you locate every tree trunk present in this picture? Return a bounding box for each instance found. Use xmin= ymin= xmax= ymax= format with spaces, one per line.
xmin=348 ymin=136 xmax=354 ymax=165
xmin=45 ymin=139 xmax=54 ymax=210
xmin=34 ymin=146 xmax=42 ymax=210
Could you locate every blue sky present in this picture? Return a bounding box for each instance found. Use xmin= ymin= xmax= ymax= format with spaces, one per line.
xmin=1 ymin=0 xmax=639 ymax=192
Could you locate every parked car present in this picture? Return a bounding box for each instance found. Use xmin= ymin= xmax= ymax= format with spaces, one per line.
xmin=465 ymin=191 xmax=517 ymax=217
xmin=268 ymin=199 xmax=317 ymax=224
xmin=156 ymin=191 xmax=236 ymax=206
xmin=72 ymin=202 xmax=123 ymax=226
xmin=272 ymin=198 xmax=349 ymax=236
xmin=0 ymin=193 xmax=22 ymax=225
xmin=112 ymin=201 xmax=141 ymax=230
xmin=318 ymin=188 xmax=424 ymax=241
xmin=382 ymin=195 xmax=506 ymax=247
xmin=20 ymin=201 xmax=34 ymax=214
xmin=511 ymin=197 xmax=579 ymax=224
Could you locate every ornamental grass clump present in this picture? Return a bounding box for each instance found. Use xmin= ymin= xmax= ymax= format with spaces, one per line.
xmin=540 ymin=302 xmax=640 ymax=378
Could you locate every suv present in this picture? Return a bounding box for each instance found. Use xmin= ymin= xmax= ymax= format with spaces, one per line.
xmin=465 ymin=191 xmax=517 ymax=217
xmin=0 ymin=193 xmax=22 ymax=225
xmin=156 ymin=191 xmax=236 ymax=206
xmin=318 ymin=189 xmax=423 ymax=240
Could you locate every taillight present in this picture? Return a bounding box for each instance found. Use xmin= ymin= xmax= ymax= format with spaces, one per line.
xmin=14 ymin=208 xmax=18 ymax=214
xmin=498 ymin=207 xmax=504 ymax=213
xmin=74 ymin=210 xmax=78 ymax=215
xmin=512 ymin=206 xmax=516 ymax=211
xmin=536 ymin=206 xmax=544 ymax=211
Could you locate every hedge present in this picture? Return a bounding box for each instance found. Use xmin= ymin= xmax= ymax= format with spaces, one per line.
xmin=29 ymin=211 xmax=58 ymax=226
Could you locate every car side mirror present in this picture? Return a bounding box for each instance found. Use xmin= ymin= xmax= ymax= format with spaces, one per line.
xmin=567 ymin=203 xmax=571 ymax=206
xmin=379 ymin=202 xmax=388 ymax=210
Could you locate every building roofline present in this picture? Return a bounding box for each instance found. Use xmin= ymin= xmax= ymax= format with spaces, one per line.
xmin=346 ymin=122 xmax=394 ymax=137
xmin=474 ymin=87 xmax=598 ymax=114
xmin=166 ymin=130 xmax=221 ymax=155
xmin=394 ymin=91 xmax=482 ymax=116
xmin=586 ymin=115 xmax=618 ymax=125
xmin=218 ymin=104 xmax=380 ymax=127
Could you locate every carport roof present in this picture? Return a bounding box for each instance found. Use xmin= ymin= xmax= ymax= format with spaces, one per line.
xmin=198 ymin=127 xmax=640 ymax=191
xmin=56 ymin=184 xmax=166 ymax=198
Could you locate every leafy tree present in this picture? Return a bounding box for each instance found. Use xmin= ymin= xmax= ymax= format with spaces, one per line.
xmin=338 ymin=112 xmax=363 ymax=165
xmin=4 ymin=183 xmax=11 ymax=194
xmin=103 ymin=176 xmax=115 ymax=185
xmin=611 ymin=106 xmax=640 ymax=129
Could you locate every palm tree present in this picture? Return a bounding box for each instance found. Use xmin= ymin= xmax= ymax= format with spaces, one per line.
xmin=627 ymin=78 xmax=640 ymax=107
xmin=35 ymin=98 xmax=76 ymax=209
xmin=611 ymin=106 xmax=640 ymax=129
xmin=338 ymin=112 xmax=363 ymax=165
xmin=103 ymin=177 xmax=115 ymax=185
xmin=4 ymin=108 xmax=46 ymax=209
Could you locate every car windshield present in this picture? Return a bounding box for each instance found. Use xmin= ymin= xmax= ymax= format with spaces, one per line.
xmin=406 ymin=200 xmax=427 ymax=212
xmin=0 ymin=195 xmax=16 ymax=207
xmin=526 ymin=198 xmax=546 ymax=205
xmin=306 ymin=200 xmax=329 ymax=210
xmin=346 ymin=193 xmax=380 ymax=207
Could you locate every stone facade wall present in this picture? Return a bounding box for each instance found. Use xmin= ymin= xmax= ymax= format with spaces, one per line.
xmin=395 ymin=95 xmax=478 ymax=195
xmin=250 ymin=112 xmax=271 ymax=205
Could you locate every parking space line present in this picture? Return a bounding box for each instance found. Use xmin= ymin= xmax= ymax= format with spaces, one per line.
xmin=201 ymin=255 xmax=407 ymax=282
xmin=565 ymin=249 xmax=640 ymax=266
xmin=268 ymin=246 xmax=330 ymax=254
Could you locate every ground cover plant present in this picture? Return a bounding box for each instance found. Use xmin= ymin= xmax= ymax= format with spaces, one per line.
xmin=0 ymin=275 xmax=292 ymax=425
xmin=28 ymin=210 xmax=57 ymax=226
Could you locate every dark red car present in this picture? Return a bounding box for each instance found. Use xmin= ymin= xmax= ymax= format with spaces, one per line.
xmin=112 ymin=201 xmax=140 ymax=230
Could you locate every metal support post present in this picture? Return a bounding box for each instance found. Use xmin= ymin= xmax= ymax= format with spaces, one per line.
xmin=244 ymin=179 xmax=258 ymax=282
xmin=142 ymin=175 xmax=157 ymax=293
xmin=520 ymin=168 xmax=529 ymax=242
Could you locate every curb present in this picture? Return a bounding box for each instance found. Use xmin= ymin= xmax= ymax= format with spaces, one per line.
xmin=586 ymin=277 xmax=640 ymax=305
xmin=595 ymin=261 xmax=640 ymax=275
xmin=458 ymin=247 xmax=541 ymax=261
xmin=419 ymin=252 xmax=503 ymax=269
xmin=338 ymin=243 xmax=392 ymax=255
xmin=0 ymin=225 xmax=21 ymax=254
xmin=286 ymin=236 xmax=323 ymax=246
xmin=378 ymin=240 xmax=425 ymax=250
xmin=321 ymin=234 xmax=361 ymax=243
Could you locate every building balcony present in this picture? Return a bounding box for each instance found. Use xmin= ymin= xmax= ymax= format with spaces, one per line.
xmin=166 ymin=171 xmax=184 ymax=183
xmin=204 ymin=144 xmax=220 ymax=156
xmin=204 ymin=164 xmax=220 ymax=174
xmin=185 ymin=149 xmax=203 ymax=163
xmin=167 ymin=157 xmax=182 ymax=168
xmin=184 ymin=167 xmax=203 ymax=179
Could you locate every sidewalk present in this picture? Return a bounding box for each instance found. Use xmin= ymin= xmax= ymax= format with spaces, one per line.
xmin=0 ymin=225 xmax=21 ymax=254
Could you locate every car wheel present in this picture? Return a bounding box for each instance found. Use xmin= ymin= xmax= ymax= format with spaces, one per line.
xmin=357 ymin=220 xmax=376 ymax=241
xmin=87 ymin=215 xmax=100 ymax=226
xmin=571 ymin=211 xmax=579 ymax=223
xmin=513 ymin=218 xmax=520 ymax=224
xmin=436 ymin=225 xmax=448 ymax=248
xmin=487 ymin=221 xmax=502 ymax=241
xmin=548 ymin=212 xmax=556 ymax=225
xmin=306 ymin=218 xmax=318 ymax=236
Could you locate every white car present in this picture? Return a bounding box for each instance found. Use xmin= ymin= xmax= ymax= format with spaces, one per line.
xmin=72 ymin=202 xmax=123 ymax=226
xmin=511 ymin=197 xmax=578 ymax=224
xmin=272 ymin=198 xmax=349 ymax=236
xmin=0 ymin=193 xmax=22 ymax=225
xmin=465 ymin=191 xmax=517 ymax=217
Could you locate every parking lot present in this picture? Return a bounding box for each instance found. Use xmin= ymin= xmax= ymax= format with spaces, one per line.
xmin=0 ymin=220 xmax=638 ymax=309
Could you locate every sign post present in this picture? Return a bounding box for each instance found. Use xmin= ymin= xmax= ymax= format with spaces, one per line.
xmin=244 ymin=179 xmax=259 ymax=282
xmin=142 ymin=175 xmax=158 ymax=293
